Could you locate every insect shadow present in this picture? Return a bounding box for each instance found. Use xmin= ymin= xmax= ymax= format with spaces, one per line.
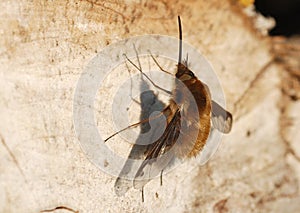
xmin=114 ymin=50 xmax=169 ymax=201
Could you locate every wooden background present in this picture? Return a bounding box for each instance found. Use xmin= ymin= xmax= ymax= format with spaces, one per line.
xmin=1 ymin=0 xmax=300 ymax=212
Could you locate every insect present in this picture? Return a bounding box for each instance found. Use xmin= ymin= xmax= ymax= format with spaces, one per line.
xmin=105 ymin=16 xmax=232 ymax=199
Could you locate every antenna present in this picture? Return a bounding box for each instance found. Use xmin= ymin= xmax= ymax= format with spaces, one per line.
xmin=178 ymin=16 xmax=183 ymax=65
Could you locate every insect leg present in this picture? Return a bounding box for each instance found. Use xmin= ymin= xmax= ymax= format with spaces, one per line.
xmin=147 ymin=50 xmax=173 ymax=76
xmin=123 ymin=54 xmax=172 ymax=96
xmin=124 ymin=58 xmax=140 ymax=105
xmin=104 ymin=110 xmax=167 ymax=142
xmin=160 ymin=169 xmax=163 ymax=186
xmin=141 ymin=187 xmax=144 ymax=202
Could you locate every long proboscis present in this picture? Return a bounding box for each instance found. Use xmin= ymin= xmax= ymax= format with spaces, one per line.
xmin=178 ymin=16 xmax=182 ymax=65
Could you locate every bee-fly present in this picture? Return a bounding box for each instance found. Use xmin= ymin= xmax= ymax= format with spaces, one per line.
xmin=132 ymin=16 xmax=232 ymax=189
xmin=105 ymin=16 xmax=232 ymax=199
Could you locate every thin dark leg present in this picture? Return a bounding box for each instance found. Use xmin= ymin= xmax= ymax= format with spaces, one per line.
xmin=147 ymin=50 xmax=173 ymax=75
xmin=160 ymin=170 xmax=163 ymax=186
xmin=142 ymin=187 xmax=144 ymax=202
xmin=124 ymin=59 xmax=140 ymax=105
xmin=123 ymin=53 xmax=172 ymax=96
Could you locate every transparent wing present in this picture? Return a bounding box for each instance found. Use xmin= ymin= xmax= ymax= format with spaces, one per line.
xmin=114 ymin=178 xmax=133 ymax=197
xmin=114 ymin=112 xmax=167 ymax=196
xmin=199 ymin=101 xmax=232 ymax=165
xmin=133 ymin=109 xmax=181 ymax=189
xmin=211 ymin=100 xmax=232 ymax=134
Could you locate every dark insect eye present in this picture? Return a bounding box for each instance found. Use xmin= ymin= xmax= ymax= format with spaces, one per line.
xmin=188 ymin=71 xmax=195 ymax=78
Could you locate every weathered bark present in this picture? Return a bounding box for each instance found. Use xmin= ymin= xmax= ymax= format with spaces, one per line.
xmin=1 ymin=0 xmax=299 ymax=212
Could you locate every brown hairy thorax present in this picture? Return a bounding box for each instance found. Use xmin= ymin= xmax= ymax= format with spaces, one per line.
xmin=163 ymin=61 xmax=212 ymax=158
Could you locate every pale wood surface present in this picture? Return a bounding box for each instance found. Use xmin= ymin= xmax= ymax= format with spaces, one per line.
xmin=1 ymin=0 xmax=300 ymax=212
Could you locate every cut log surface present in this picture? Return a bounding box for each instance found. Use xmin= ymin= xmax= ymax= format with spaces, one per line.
xmin=0 ymin=0 xmax=299 ymax=212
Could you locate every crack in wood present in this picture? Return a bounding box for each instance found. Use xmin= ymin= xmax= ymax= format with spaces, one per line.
xmin=40 ymin=206 xmax=79 ymax=213
xmin=257 ymin=182 xmax=298 ymax=207
xmin=0 ymin=134 xmax=27 ymax=183
xmin=84 ymin=0 xmax=129 ymax=22
xmin=279 ymin=86 xmax=300 ymax=162
xmin=275 ymin=37 xmax=300 ymax=162
xmin=233 ymin=59 xmax=275 ymax=121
